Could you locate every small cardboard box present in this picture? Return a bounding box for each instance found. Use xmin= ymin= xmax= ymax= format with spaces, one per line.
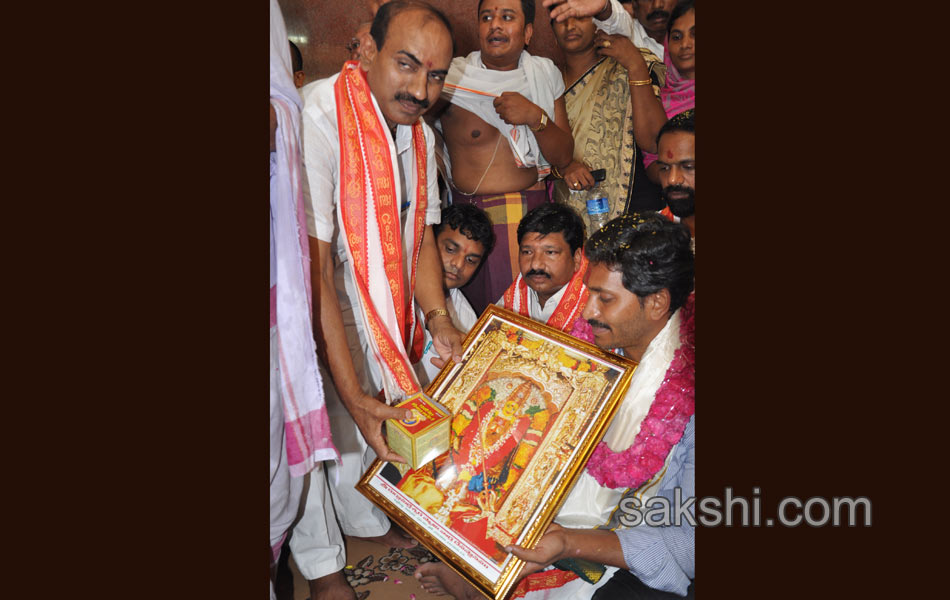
xmin=386 ymin=392 xmax=450 ymax=470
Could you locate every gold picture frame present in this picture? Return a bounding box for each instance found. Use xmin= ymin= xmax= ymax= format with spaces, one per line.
xmin=357 ymin=305 xmax=637 ymax=599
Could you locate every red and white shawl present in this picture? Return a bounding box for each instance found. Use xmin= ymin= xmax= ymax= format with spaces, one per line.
xmin=333 ymin=61 xmax=428 ymax=402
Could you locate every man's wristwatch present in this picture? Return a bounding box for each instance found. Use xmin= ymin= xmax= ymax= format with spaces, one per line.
xmin=425 ymin=308 xmax=450 ymax=330
xmin=531 ymin=110 xmax=549 ymax=132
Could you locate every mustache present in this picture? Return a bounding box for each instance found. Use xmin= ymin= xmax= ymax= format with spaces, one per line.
xmin=587 ymin=319 xmax=611 ymax=331
xmin=394 ymin=92 xmax=429 ymax=109
xmin=524 ymin=269 xmax=550 ymax=279
xmin=647 ymin=9 xmax=671 ymax=21
xmin=487 ymin=28 xmax=508 ymax=41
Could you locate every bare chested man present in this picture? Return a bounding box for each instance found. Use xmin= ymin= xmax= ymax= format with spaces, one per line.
xmin=431 ymin=0 xmax=574 ymax=316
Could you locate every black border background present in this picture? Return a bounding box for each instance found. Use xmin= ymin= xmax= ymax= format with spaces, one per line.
xmin=14 ymin=1 xmax=943 ymax=597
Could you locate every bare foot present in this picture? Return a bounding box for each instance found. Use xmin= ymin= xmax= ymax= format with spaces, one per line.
xmin=357 ymin=523 xmax=418 ymax=549
xmin=308 ymin=569 xmax=356 ymax=600
xmin=414 ymin=562 xmax=482 ymax=599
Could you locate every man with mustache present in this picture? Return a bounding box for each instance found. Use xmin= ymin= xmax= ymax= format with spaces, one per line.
xmin=415 ymin=203 xmax=496 ymax=386
xmin=496 ymin=202 xmax=594 ymax=340
xmin=657 ymin=110 xmax=695 ymax=241
xmin=432 ymin=0 xmax=575 ymax=317
xmin=292 ymin=3 xmax=464 ymax=599
xmin=417 ymin=212 xmax=695 ymax=599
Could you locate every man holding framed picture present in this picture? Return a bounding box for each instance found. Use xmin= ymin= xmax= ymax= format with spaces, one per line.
xmin=416 ymin=212 xmax=695 ymax=599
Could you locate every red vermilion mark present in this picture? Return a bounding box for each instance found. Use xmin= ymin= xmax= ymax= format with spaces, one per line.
xmin=666 ymin=150 xmax=674 ymax=158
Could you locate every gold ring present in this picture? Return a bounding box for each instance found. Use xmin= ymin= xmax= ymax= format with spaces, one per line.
xmin=602 ymin=40 xmax=611 ymax=48
xmin=574 ymin=182 xmax=580 ymax=188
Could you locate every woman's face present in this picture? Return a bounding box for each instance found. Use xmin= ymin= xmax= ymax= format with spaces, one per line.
xmin=669 ymin=8 xmax=695 ymax=79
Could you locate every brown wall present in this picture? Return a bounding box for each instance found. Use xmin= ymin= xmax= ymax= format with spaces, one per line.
xmin=278 ymin=0 xmax=565 ymax=85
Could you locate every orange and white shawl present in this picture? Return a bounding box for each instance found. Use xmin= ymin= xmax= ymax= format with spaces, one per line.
xmin=333 ymin=61 xmax=427 ymax=402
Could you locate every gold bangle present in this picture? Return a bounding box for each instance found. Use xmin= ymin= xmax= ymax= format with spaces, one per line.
xmin=551 ymin=164 xmax=564 ymax=179
xmin=425 ymin=308 xmax=450 ymax=329
xmin=629 ymin=78 xmax=653 ymax=86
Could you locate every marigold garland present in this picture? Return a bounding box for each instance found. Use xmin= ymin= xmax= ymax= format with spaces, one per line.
xmin=586 ymin=294 xmax=694 ymax=489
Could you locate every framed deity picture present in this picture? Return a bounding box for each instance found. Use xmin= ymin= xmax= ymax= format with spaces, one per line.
xmin=357 ymin=305 xmax=637 ymax=600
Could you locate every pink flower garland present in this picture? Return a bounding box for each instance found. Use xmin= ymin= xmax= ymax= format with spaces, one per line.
xmin=585 ymin=294 xmax=695 ymax=490
xmin=569 ymin=316 xmax=595 ymax=344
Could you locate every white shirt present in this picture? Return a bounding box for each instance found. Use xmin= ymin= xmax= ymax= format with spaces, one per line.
xmin=595 ymin=0 xmax=665 ymax=59
xmin=494 ymin=281 xmax=570 ymax=324
xmin=300 ymin=72 xmax=442 ymax=392
xmin=301 ymin=73 xmax=441 ymax=263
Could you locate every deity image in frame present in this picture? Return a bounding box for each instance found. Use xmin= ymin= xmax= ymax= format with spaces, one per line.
xmin=358 ymin=306 xmax=637 ymax=600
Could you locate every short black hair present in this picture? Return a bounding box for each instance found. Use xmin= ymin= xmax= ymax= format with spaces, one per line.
xmin=371 ymin=0 xmax=453 ymax=52
xmin=656 ymin=108 xmax=694 ymax=147
xmin=668 ymin=0 xmax=695 ymax=35
xmin=585 ymin=213 xmax=694 ymax=314
xmin=478 ymin=0 xmax=535 ymax=24
xmin=434 ymin=203 xmax=496 ymax=255
xmin=517 ymin=202 xmax=585 ymax=253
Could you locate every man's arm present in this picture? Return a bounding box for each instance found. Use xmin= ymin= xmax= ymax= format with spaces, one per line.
xmin=613 ymin=419 xmax=695 ymax=593
xmin=414 ymin=225 xmax=464 ymax=367
xmin=509 ymin=518 xmax=692 ymax=595
xmin=310 ymin=236 xmax=412 ymax=463
xmin=492 ymin=93 xmax=574 ymax=171
xmin=544 ymin=0 xmax=616 ymax=24
xmin=512 ymin=418 xmax=695 ymax=593
xmin=537 ymin=96 xmax=574 ymax=170
xmin=505 ymin=523 xmax=626 ymax=575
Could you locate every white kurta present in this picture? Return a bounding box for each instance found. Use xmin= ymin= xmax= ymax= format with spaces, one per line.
xmin=290 ymin=73 xmax=442 ymax=580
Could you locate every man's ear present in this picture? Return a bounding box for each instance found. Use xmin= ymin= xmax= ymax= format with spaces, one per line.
xmin=645 ymin=289 xmax=671 ymax=321
xmin=572 ymin=247 xmax=582 ymax=273
xmin=293 ymin=71 xmax=306 ymax=89
xmin=359 ymin=34 xmax=378 ymax=69
xmin=524 ymin=23 xmax=534 ymax=47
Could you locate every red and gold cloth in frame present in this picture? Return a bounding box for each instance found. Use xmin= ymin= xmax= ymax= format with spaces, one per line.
xmin=502 ymin=253 xmax=590 ymax=333
xmin=334 ymin=61 xmax=427 ymax=399
xmin=510 ymin=568 xmax=580 ymax=599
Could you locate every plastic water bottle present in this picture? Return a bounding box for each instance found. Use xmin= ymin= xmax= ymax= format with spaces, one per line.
xmin=586 ymin=184 xmax=610 ymax=232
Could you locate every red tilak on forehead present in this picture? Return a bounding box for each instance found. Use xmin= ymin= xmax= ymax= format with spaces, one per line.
xmin=666 ymin=149 xmax=674 ymax=158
